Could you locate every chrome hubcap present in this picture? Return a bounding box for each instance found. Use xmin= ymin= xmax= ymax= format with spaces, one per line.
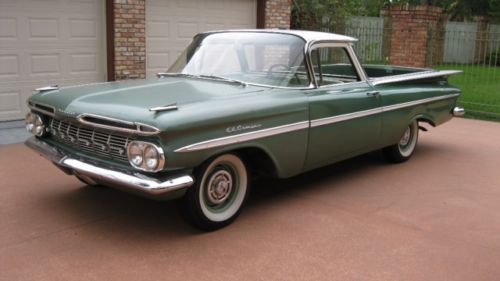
xmin=399 ymin=127 xmax=411 ymax=147
xmin=206 ymin=170 xmax=233 ymax=205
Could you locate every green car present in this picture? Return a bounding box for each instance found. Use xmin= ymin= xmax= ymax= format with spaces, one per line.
xmin=25 ymin=30 xmax=463 ymax=230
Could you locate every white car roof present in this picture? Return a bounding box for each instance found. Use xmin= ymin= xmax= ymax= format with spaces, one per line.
xmin=201 ymin=29 xmax=358 ymax=44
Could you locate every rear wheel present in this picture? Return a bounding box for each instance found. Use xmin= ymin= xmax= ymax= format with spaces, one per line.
xmin=183 ymin=154 xmax=249 ymax=231
xmin=382 ymin=120 xmax=419 ymax=163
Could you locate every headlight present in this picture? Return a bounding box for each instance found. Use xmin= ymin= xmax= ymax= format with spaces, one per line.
xmin=144 ymin=146 xmax=159 ymax=170
xmin=127 ymin=141 xmax=165 ymax=172
xmin=128 ymin=143 xmax=143 ymax=166
xmin=25 ymin=112 xmax=46 ymax=136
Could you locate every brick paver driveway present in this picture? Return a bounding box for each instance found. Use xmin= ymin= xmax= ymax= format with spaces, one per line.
xmin=1 ymin=118 xmax=500 ymax=281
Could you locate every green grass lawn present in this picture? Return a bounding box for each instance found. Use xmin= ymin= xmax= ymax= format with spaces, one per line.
xmin=435 ymin=64 xmax=500 ymax=121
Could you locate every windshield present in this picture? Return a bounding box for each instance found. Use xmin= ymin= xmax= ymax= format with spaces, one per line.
xmin=167 ymin=32 xmax=310 ymax=88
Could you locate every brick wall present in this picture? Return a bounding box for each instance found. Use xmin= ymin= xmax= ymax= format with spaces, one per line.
xmin=112 ymin=0 xmax=146 ymax=80
xmin=264 ymin=0 xmax=291 ymax=29
xmin=384 ymin=5 xmax=443 ymax=67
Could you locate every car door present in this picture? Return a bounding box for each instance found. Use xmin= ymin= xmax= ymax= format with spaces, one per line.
xmin=304 ymin=43 xmax=382 ymax=170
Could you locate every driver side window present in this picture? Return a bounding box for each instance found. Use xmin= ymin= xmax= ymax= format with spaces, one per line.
xmin=310 ymin=47 xmax=360 ymax=86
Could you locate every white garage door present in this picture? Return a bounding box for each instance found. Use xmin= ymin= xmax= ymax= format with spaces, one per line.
xmin=146 ymin=0 xmax=257 ymax=78
xmin=0 ymin=0 xmax=106 ymax=121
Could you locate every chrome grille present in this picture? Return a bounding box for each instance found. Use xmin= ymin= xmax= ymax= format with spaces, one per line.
xmin=49 ymin=118 xmax=131 ymax=163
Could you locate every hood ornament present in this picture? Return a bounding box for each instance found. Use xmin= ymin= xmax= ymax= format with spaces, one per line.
xmin=149 ymin=103 xmax=178 ymax=112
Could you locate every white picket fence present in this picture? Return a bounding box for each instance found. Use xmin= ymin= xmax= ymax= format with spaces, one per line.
xmin=444 ymin=21 xmax=500 ymax=64
xmin=340 ymin=17 xmax=500 ymax=65
xmin=345 ymin=17 xmax=385 ymax=63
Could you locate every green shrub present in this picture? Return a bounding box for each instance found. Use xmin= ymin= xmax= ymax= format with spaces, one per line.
xmin=485 ymin=48 xmax=500 ymax=66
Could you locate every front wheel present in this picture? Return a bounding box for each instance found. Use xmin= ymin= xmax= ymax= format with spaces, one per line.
xmin=183 ymin=154 xmax=249 ymax=231
xmin=382 ymin=120 xmax=419 ymax=163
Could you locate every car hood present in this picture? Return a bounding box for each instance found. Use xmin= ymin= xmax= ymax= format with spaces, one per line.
xmin=30 ymin=77 xmax=267 ymax=126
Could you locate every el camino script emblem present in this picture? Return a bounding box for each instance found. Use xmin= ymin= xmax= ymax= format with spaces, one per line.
xmin=57 ymin=108 xmax=78 ymax=117
xmin=226 ymin=124 xmax=262 ymax=133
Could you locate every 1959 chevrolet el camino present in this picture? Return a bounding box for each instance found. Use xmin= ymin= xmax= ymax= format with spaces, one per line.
xmin=25 ymin=30 xmax=464 ymax=230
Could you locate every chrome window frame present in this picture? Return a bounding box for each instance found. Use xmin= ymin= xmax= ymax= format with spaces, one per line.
xmin=306 ymin=41 xmax=368 ymax=89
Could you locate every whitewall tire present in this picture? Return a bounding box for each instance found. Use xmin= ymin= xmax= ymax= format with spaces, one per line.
xmin=184 ymin=153 xmax=249 ymax=230
xmin=382 ymin=120 xmax=419 ymax=163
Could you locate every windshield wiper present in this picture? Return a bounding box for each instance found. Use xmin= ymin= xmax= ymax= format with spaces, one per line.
xmin=157 ymin=72 xmax=246 ymax=87
xmin=198 ymin=75 xmax=247 ymax=87
xmin=157 ymin=72 xmax=197 ymax=79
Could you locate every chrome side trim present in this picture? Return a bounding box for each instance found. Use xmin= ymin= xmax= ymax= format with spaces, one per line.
xmin=370 ymin=70 xmax=462 ymax=86
xmin=77 ymin=113 xmax=160 ymax=136
xmin=25 ymin=137 xmax=193 ymax=198
xmin=381 ymin=93 xmax=460 ymax=112
xmin=175 ymin=121 xmax=309 ymax=152
xmin=311 ymin=93 xmax=460 ymax=128
xmin=311 ymin=107 xmax=382 ymax=128
xmin=176 ymin=94 xmax=459 ymax=152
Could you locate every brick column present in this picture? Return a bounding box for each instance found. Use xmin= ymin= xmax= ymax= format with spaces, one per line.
xmin=263 ymin=0 xmax=291 ymax=29
xmin=109 ymin=0 xmax=146 ymax=80
xmin=384 ymin=5 xmax=443 ymax=68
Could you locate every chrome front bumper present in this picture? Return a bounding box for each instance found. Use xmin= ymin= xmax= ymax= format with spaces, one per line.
xmin=25 ymin=137 xmax=194 ymax=200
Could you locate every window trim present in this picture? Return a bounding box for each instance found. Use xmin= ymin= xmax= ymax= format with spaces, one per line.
xmin=307 ymin=42 xmax=367 ymax=88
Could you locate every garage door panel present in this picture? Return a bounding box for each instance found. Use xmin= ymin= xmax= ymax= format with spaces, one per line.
xmin=147 ymin=21 xmax=170 ymax=39
xmin=70 ymin=53 xmax=98 ymax=74
xmin=177 ymin=22 xmax=199 ymax=39
xmin=0 ymin=91 xmax=22 ymax=113
xmin=204 ymin=23 xmax=226 ymax=31
xmin=69 ymin=19 xmax=97 ymax=39
xmin=146 ymin=0 xmax=257 ymax=78
xmin=0 ymin=18 xmax=17 ymax=39
xmin=29 ymin=18 xmax=60 ymax=39
xmin=0 ymin=87 xmax=31 ymax=121
xmin=0 ymin=55 xmax=19 ymax=78
xmin=30 ymin=54 xmax=61 ymax=76
xmin=0 ymin=0 xmax=105 ymax=121
xmin=177 ymin=0 xmax=200 ymax=9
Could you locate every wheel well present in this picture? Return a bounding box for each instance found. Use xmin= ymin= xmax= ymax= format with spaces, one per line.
xmin=416 ymin=117 xmax=436 ymax=127
xmin=233 ymin=147 xmax=278 ymax=178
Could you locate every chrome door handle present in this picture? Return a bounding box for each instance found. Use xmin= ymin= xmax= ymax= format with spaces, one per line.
xmin=366 ymin=91 xmax=380 ymax=97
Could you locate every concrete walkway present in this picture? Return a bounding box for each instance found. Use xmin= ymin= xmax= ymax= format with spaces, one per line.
xmin=1 ymin=118 xmax=500 ymax=281
xmin=0 ymin=120 xmax=30 ymax=145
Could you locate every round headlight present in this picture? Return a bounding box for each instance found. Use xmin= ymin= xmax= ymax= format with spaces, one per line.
xmin=128 ymin=142 xmax=143 ymax=166
xmin=144 ymin=146 xmax=159 ymax=170
xmin=25 ymin=112 xmax=46 ymax=136
xmin=127 ymin=141 xmax=165 ymax=172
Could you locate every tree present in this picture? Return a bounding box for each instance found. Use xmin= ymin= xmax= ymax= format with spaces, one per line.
xmin=291 ymin=0 xmax=500 ymax=28
xmin=381 ymin=0 xmax=500 ymax=21
xmin=291 ymin=0 xmax=368 ymax=31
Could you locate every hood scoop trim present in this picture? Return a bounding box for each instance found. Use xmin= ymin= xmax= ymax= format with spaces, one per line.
xmin=149 ymin=103 xmax=178 ymax=113
xmin=35 ymin=85 xmax=59 ymax=94
xmin=28 ymin=101 xmax=55 ymax=116
xmin=77 ymin=113 xmax=160 ymax=136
